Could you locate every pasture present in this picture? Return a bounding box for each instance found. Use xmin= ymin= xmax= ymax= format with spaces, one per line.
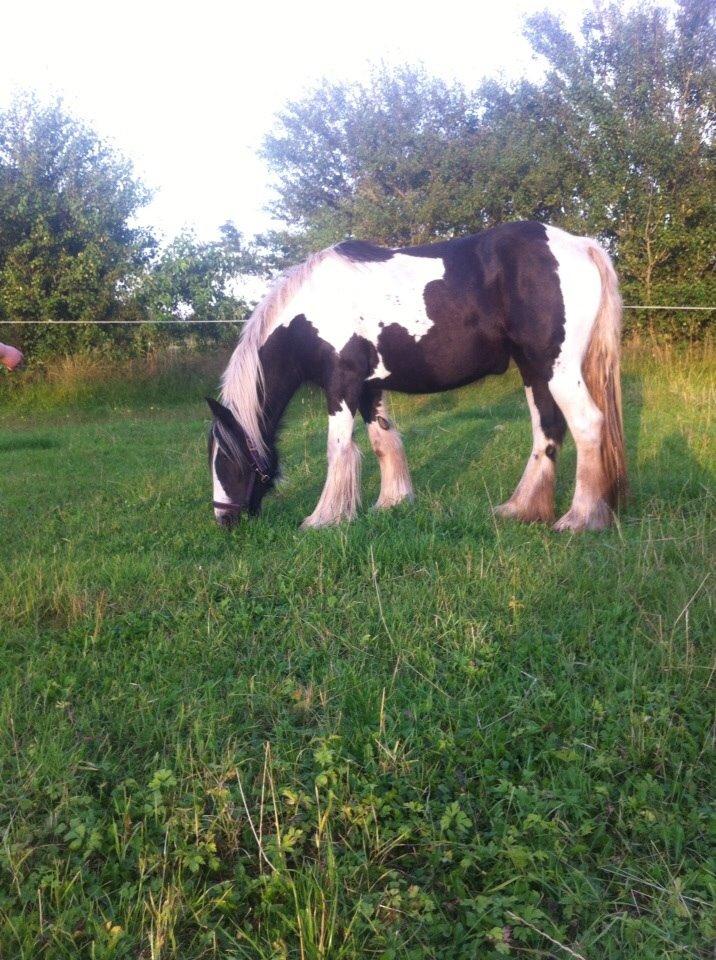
xmin=0 ymin=346 xmax=713 ymax=959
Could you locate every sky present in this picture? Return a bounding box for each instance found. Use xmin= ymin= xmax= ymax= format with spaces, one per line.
xmin=0 ymin=0 xmax=600 ymax=243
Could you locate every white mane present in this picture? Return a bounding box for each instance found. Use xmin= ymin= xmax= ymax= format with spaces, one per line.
xmin=220 ymin=246 xmax=337 ymax=459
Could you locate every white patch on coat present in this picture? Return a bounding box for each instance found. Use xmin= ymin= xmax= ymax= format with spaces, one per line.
xmin=546 ymin=226 xmax=613 ymax=529
xmin=211 ymin=442 xmax=233 ymax=517
xmin=370 ymin=354 xmax=392 ymax=380
xmin=545 ymin=226 xmax=602 ymax=376
xmin=276 ymin=252 xmax=445 ymax=379
xmin=326 ymin=400 xmax=355 ymax=457
xmin=525 ymin=386 xmax=548 ymax=450
xmin=546 ymin=225 xmax=604 ymax=445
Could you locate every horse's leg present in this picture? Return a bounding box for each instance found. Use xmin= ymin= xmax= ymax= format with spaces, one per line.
xmin=359 ymin=389 xmax=413 ymax=509
xmin=495 ymin=381 xmax=566 ymax=524
xmin=548 ymin=370 xmax=613 ymax=531
xmin=301 ymin=400 xmax=362 ymax=528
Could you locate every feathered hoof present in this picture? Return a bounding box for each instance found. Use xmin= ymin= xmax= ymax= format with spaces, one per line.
xmin=300 ymin=511 xmax=354 ymax=530
xmin=553 ymin=500 xmax=613 ymax=532
xmin=494 ymin=501 xmax=554 ymax=525
xmin=374 ymin=491 xmax=413 ymax=511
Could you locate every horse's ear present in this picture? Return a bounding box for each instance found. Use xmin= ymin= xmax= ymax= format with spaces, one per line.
xmin=206 ymin=397 xmax=242 ymax=434
xmin=206 ymin=396 xmax=232 ymax=423
xmin=206 ymin=397 xmax=246 ymax=462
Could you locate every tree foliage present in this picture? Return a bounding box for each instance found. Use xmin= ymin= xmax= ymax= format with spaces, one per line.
xmin=523 ymin=0 xmax=715 ymax=330
xmin=128 ymin=224 xmax=254 ymax=350
xmin=0 ymin=95 xmax=154 ymax=357
xmin=263 ymin=0 xmax=715 ymax=337
xmin=0 ymin=98 xmax=252 ymax=361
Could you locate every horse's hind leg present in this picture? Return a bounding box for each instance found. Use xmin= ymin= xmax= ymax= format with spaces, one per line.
xmin=301 ymin=401 xmax=362 ymax=528
xmin=549 ymin=370 xmax=613 ymax=531
xmin=359 ymin=389 xmax=413 ymax=509
xmin=495 ymin=381 xmax=566 ymax=524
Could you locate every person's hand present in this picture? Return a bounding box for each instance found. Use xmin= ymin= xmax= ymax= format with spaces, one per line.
xmin=0 ymin=344 xmax=24 ymax=371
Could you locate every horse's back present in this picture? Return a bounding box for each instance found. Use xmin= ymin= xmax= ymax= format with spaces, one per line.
xmin=374 ymin=222 xmax=572 ymax=392
xmin=265 ymin=221 xmax=599 ymax=396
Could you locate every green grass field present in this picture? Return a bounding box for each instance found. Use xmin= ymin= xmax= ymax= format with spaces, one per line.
xmin=1 ymin=347 xmax=713 ymax=959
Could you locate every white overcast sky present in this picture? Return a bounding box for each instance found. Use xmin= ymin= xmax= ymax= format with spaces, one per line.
xmin=1 ymin=0 xmax=613 ymax=243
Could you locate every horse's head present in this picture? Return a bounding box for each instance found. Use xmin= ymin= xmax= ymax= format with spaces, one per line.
xmin=206 ymin=398 xmax=277 ymax=526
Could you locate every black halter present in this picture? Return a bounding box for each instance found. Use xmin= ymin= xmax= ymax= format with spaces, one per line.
xmin=213 ymin=449 xmax=269 ymax=514
xmin=213 ymin=500 xmax=242 ymax=514
xmin=246 ymin=446 xmax=271 ymax=485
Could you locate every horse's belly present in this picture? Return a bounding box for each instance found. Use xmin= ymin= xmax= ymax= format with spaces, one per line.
xmin=371 ymin=322 xmax=510 ymax=393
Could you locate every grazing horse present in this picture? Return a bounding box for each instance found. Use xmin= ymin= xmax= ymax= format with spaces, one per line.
xmin=208 ymin=221 xmax=627 ymax=532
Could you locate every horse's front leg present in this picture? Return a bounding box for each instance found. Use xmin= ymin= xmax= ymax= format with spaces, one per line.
xmin=301 ymin=401 xmax=362 ymax=528
xmin=360 ymin=389 xmax=413 ymax=510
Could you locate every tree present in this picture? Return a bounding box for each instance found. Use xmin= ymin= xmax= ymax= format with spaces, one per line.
xmin=0 ymin=95 xmax=155 ymax=357
xmin=261 ymin=1 xmax=715 ymax=337
xmin=130 ymin=224 xmax=254 ymax=348
xmin=263 ymin=64 xmax=481 ymax=249
xmin=522 ymin=0 xmax=715 ymax=334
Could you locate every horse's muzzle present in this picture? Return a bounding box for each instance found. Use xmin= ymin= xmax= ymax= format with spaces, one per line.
xmin=214 ymin=501 xmax=243 ymax=526
xmin=216 ymin=512 xmax=239 ymax=527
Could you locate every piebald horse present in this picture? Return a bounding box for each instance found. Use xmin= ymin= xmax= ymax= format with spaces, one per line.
xmin=208 ymin=221 xmax=627 ymax=532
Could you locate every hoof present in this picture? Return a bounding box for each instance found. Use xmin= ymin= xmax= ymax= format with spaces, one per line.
xmin=494 ymin=501 xmax=554 ymax=525
xmin=300 ymin=511 xmax=355 ymax=529
xmin=374 ymin=491 xmax=413 ymax=511
xmin=300 ymin=515 xmax=334 ymax=530
xmin=553 ymin=501 xmax=613 ymax=532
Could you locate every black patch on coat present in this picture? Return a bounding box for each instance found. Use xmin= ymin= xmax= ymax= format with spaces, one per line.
xmin=358 ymin=385 xmax=382 ymax=425
xmin=362 ymin=222 xmax=564 ymax=393
xmin=266 ymin=314 xmax=380 ymax=417
xmin=532 ymin=383 xmax=567 ymax=447
xmin=511 ymin=362 xmax=568 ymax=447
xmin=399 ymin=222 xmax=565 ymax=380
xmin=335 ymin=239 xmax=394 ymax=262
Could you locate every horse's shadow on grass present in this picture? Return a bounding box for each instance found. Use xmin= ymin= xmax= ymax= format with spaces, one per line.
xmin=621 ymin=371 xmax=713 ymax=513
xmin=0 ymin=436 xmax=60 ymax=453
xmin=273 ymin=369 xmax=709 ymax=530
xmin=636 ymin=431 xmax=714 ymax=510
xmin=402 ymin=389 xmax=526 ymax=493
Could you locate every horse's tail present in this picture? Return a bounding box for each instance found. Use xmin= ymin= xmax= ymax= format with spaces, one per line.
xmin=582 ymin=243 xmax=628 ymax=507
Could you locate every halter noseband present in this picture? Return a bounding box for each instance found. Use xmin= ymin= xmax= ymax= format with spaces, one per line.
xmin=213 ymin=500 xmax=243 ymax=514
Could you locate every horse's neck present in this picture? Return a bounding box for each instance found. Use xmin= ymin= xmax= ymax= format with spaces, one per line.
xmin=259 ymin=342 xmax=304 ymax=442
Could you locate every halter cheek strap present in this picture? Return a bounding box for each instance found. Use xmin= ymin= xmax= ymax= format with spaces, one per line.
xmin=213 ymin=460 xmax=265 ymax=514
xmin=246 ymin=445 xmax=270 ymax=484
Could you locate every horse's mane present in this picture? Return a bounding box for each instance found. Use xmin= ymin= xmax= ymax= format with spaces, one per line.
xmin=220 ymin=246 xmax=337 ymax=459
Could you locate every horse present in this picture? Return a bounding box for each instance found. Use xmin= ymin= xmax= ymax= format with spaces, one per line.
xmin=207 ymin=221 xmax=627 ymax=532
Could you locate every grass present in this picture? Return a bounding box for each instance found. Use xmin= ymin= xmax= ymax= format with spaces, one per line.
xmin=0 ymin=345 xmax=713 ymax=959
